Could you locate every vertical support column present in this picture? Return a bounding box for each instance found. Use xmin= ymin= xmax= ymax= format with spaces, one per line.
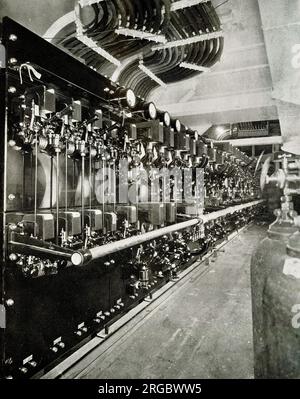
xmin=0 ymin=59 xmax=7 ymax=378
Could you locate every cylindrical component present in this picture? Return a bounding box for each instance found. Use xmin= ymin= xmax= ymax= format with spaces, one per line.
xmin=111 ymin=87 xmax=137 ymax=109
xmin=71 ymin=200 xmax=263 ymax=266
xmin=251 ymin=206 xmax=298 ymax=378
xmin=56 ymin=151 xmax=60 ymax=243
xmin=139 ymin=264 xmax=149 ymax=288
xmin=190 ymin=137 xmax=197 ymax=156
xmin=143 ymin=102 xmax=157 ymax=120
xmin=72 ymin=218 xmax=200 ymax=266
xmin=171 ymin=119 xmax=182 ymax=133
xmin=158 ymin=111 xmax=171 ymax=127
xmin=258 ymin=229 xmax=300 ymax=378
xmin=81 ymin=150 xmax=86 ymax=236
xmin=201 ymin=200 xmax=263 ymax=224
xmin=185 ymin=134 xmax=190 ymax=152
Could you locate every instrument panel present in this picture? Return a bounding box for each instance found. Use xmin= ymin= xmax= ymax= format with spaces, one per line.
xmin=0 ymin=18 xmax=262 ymax=379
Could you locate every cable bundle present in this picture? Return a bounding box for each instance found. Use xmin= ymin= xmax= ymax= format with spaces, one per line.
xmin=54 ymin=1 xmax=223 ymax=99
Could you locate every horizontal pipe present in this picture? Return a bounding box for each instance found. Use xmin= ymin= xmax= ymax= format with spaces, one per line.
xmin=201 ymin=200 xmax=264 ymax=224
xmin=10 ymin=241 xmax=73 ymax=260
xmin=71 ymin=218 xmax=200 ymax=266
xmin=219 ymin=136 xmax=283 ymax=146
xmin=71 ymin=200 xmax=264 ymax=266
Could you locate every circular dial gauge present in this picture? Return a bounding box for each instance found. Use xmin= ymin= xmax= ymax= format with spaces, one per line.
xmin=148 ymin=102 xmax=157 ymax=120
xmin=126 ymin=89 xmax=137 ymax=108
xmin=164 ymin=112 xmax=171 ymax=127
xmin=175 ymin=119 xmax=181 ymax=133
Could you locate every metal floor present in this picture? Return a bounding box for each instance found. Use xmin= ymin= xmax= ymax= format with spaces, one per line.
xmin=61 ymin=224 xmax=266 ymax=379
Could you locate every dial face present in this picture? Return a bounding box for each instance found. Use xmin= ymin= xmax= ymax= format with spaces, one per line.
xmin=164 ymin=112 xmax=171 ymax=127
xmin=148 ymin=102 xmax=157 ymax=119
xmin=126 ymin=89 xmax=136 ymax=108
xmin=175 ymin=119 xmax=181 ymax=133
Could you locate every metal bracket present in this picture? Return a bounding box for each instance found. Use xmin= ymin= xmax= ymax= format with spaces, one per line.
xmin=115 ymin=28 xmax=167 ymax=44
xmin=138 ymin=62 xmax=167 ymax=88
xmin=179 ymin=62 xmax=210 ymax=72
xmin=152 ymin=31 xmax=223 ymax=51
xmin=171 ymin=0 xmax=210 ymax=12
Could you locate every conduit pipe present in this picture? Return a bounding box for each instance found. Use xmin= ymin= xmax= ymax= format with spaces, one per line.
xmin=71 ymin=200 xmax=264 ymax=266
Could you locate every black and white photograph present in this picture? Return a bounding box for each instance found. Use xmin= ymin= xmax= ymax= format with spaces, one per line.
xmin=0 ymin=0 xmax=299 ymax=388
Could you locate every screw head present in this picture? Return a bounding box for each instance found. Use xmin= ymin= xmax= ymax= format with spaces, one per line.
xmin=9 ymin=253 xmax=17 ymax=261
xmin=19 ymin=367 xmax=28 ymax=374
xmin=51 ymin=346 xmax=58 ymax=353
xmin=8 ymin=86 xmax=16 ymax=93
xmin=9 ymin=34 xmax=18 ymax=41
xmin=8 ymin=139 xmax=16 ymax=147
xmin=9 ymin=223 xmax=17 ymax=231
xmin=6 ymin=299 xmax=14 ymax=307
xmin=8 ymin=58 xmax=17 ymax=65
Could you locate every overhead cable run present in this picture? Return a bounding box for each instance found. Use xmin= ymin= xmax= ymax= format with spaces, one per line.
xmin=76 ymin=34 xmax=121 ymax=67
xmin=75 ymin=3 xmax=121 ymax=67
xmin=152 ymin=31 xmax=223 ymax=51
xmin=171 ymin=0 xmax=211 ymax=12
xmin=138 ymin=62 xmax=167 ymax=88
xmin=54 ymin=0 xmax=224 ymax=98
